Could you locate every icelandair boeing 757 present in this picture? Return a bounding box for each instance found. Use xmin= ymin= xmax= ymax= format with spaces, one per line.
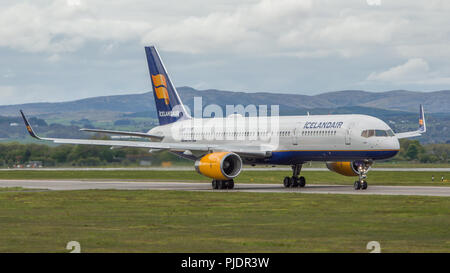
xmin=20 ymin=46 xmax=427 ymax=190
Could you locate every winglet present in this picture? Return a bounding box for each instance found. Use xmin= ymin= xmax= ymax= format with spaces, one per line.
xmin=418 ymin=104 xmax=426 ymax=133
xmin=19 ymin=110 xmax=41 ymax=139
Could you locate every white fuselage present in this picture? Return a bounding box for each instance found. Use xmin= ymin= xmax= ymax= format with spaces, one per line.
xmin=148 ymin=114 xmax=400 ymax=164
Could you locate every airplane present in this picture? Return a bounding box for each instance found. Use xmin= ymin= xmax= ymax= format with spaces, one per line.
xmin=20 ymin=46 xmax=427 ymax=190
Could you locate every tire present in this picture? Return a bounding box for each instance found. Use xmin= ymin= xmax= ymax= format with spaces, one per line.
xmin=361 ymin=180 xmax=368 ymax=190
xmin=299 ymin=176 xmax=306 ymax=187
xmin=354 ymin=181 xmax=361 ymax=190
xmin=224 ymin=180 xmax=233 ymax=189
xmin=291 ymin=177 xmax=299 ymax=188
xmin=217 ymin=180 xmax=224 ymax=190
xmin=212 ymin=180 xmax=218 ymax=189
xmin=283 ymin=176 xmax=291 ymax=188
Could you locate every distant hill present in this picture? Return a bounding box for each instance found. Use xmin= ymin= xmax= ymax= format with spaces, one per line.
xmin=0 ymin=88 xmax=449 ymax=117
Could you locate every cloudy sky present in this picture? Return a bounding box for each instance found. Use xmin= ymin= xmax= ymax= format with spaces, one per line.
xmin=1 ymin=0 xmax=450 ymax=105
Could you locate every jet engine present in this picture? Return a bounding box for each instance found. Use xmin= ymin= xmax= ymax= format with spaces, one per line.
xmin=195 ymin=152 xmax=242 ymax=180
xmin=326 ymin=161 xmax=372 ymax=177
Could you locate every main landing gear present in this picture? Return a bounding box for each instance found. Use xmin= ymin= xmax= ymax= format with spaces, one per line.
xmin=353 ymin=161 xmax=371 ymax=190
xmin=212 ymin=179 xmax=234 ymax=190
xmin=283 ymin=164 xmax=306 ymax=188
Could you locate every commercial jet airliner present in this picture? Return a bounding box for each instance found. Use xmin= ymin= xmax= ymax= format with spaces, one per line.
xmin=20 ymin=46 xmax=426 ymax=190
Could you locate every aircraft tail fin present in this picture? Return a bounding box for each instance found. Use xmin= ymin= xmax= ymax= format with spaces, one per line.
xmin=145 ymin=46 xmax=191 ymax=126
xmin=395 ymin=104 xmax=426 ymax=139
xmin=418 ymin=104 xmax=426 ymax=133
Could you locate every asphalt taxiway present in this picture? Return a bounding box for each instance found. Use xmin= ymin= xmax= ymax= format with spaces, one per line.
xmin=0 ymin=180 xmax=449 ymax=197
xmin=1 ymin=167 xmax=449 ymax=171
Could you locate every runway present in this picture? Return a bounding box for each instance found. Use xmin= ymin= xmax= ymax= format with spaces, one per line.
xmin=1 ymin=167 xmax=449 ymax=172
xmin=1 ymin=179 xmax=449 ymax=197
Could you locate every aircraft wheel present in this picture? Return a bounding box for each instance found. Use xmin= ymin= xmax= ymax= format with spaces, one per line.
xmin=291 ymin=176 xmax=299 ymax=188
xmin=354 ymin=181 xmax=361 ymax=190
xmin=361 ymin=180 xmax=368 ymax=190
xmin=299 ymin=176 xmax=306 ymax=187
xmin=212 ymin=180 xmax=218 ymax=189
xmin=283 ymin=176 xmax=291 ymax=188
xmin=224 ymin=180 xmax=233 ymax=189
xmin=217 ymin=180 xmax=224 ymax=190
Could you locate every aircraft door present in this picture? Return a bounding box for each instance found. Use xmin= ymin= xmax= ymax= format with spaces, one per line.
xmin=345 ymin=123 xmax=353 ymax=145
xmin=292 ymin=123 xmax=302 ymax=145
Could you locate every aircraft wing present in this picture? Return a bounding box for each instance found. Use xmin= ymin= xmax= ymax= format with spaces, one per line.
xmin=395 ymin=131 xmax=422 ymax=139
xmin=20 ymin=111 xmax=271 ymax=158
xmin=80 ymin=128 xmax=163 ymax=141
xmin=395 ymin=104 xmax=427 ymax=139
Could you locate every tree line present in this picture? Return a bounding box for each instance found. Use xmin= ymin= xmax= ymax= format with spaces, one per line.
xmin=395 ymin=139 xmax=449 ymax=163
xmin=0 ymin=139 xmax=448 ymax=168
xmin=0 ymin=142 xmax=186 ymax=167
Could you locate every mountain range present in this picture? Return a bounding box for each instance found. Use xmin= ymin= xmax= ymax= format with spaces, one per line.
xmin=1 ymin=88 xmax=449 ymax=117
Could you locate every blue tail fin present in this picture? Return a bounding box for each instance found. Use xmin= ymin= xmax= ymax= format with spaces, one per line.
xmin=145 ymin=46 xmax=190 ymax=125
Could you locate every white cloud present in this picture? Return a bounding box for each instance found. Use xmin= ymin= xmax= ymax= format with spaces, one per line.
xmin=0 ymin=1 xmax=150 ymax=53
xmin=1 ymin=0 xmax=449 ymax=60
xmin=0 ymin=86 xmax=17 ymax=105
xmin=366 ymin=0 xmax=381 ymax=6
xmin=367 ymin=58 xmax=450 ymax=84
xmin=1 ymin=0 xmax=450 ymax=104
xmin=368 ymin=58 xmax=429 ymax=82
xmin=142 ymin=0 xmax=313 ymax=54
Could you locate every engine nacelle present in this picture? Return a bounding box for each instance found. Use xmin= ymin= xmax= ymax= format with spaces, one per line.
xmin=326 ymin=161 xmax=359 ymax=176
xmin=326 ymin=161 xmax=373 ymax=177
xmin=195 ymin=152 xmax=242 ymax=180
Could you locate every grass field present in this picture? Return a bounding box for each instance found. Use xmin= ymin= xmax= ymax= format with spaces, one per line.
xmin=0 ymin=187 xmax=25 ymax=192
xmin=0 ymin=190 xmax=448 ymax=253
xmin=0 ymin=170 xmax=449 ymax=186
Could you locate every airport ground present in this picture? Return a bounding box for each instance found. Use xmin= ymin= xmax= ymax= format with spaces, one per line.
xmin=0 ymin=169 xmax=449 ymax=253
xmin=0 ymin=189 xmax=448 ymax=252
xmin=0 ymin=169 xmax=449 ymax=186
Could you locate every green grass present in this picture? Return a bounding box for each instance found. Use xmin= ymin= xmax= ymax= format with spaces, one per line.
xmin=0 ymin=187 xmax=26 ymax=192
xmin=0 ymin=190 xmax=448 ymax=253
xmin=0 ymin=170 xmax=449 ymax=186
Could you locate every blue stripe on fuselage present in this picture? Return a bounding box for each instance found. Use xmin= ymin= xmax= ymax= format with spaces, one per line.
xmin=264 ymin=150 xmax=399 ymax=165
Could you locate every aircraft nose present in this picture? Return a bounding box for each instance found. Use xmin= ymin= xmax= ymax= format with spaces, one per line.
xmin=392 ymin=137 xmax=400 ymax=150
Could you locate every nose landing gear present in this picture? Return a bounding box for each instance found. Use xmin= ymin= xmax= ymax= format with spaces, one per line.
xmin=354 ymin=180 xmax=368 ymax=190
xmin=283 ymin=164 xmax=306 ymax=188
xmin=354 ymin=161 xmax=371 ymax=190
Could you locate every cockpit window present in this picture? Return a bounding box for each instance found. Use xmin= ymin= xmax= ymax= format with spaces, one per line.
xmin=375 ymin=130 xmax=387 ymax=137
xmin=361 ymin=129 xmax=394 ymax=138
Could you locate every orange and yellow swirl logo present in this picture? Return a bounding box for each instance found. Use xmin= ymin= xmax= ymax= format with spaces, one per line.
xmin=151 ymin=74 xmax=170 ymax=105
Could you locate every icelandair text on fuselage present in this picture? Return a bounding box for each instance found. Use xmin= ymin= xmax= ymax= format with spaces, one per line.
xmin=181 ymin=257 xmax=270 ymax=270
xmin=303 ymin=121 xmax=343 ymax=129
